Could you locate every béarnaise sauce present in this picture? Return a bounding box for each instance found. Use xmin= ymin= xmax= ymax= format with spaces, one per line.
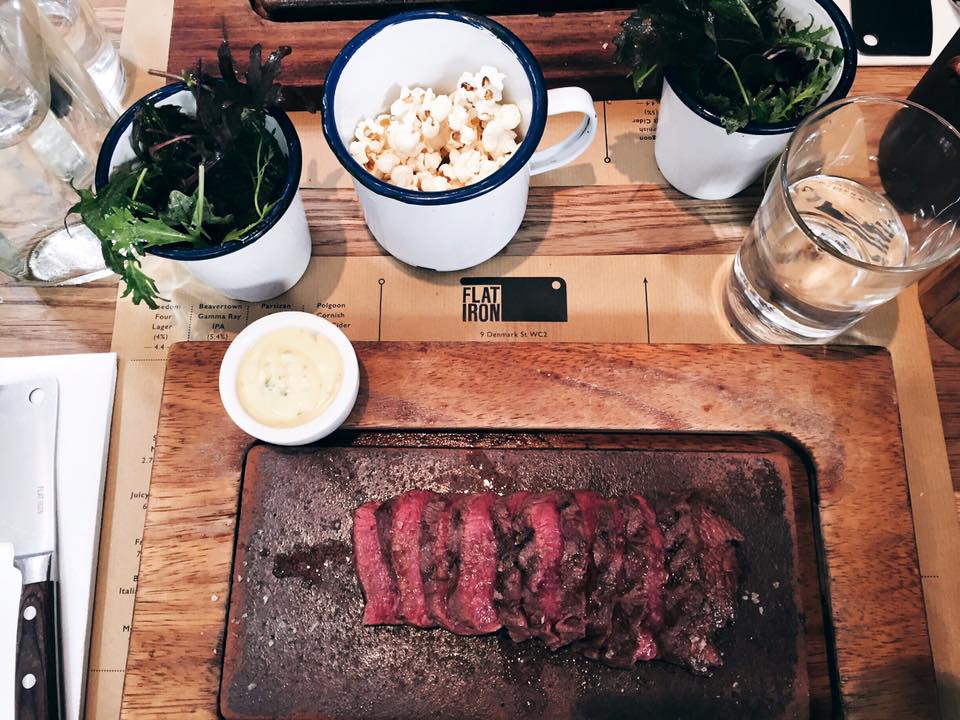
xmin=236 ymin=327 xmax=343 ymax=428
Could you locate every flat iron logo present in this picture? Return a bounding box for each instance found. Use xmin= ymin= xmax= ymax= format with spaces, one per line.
xmin=460 ymin=277 xmax=568 ymax=322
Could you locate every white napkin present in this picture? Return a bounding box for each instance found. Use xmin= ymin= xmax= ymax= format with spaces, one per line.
xmin=0 ymin=543 xmax=22 ymax=719
xmin=0 ymin=354 xmax=117 ymax=720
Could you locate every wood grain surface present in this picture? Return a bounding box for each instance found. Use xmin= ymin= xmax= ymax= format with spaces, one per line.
xmin=164 ymin=0 xmax=926 ymax=102
xmin=3 ymin=192 xmax=960 ymax=511
xmin=120 ymin=341 xmax=937 ymax=719
xmin=1 ymin=3 xmax=952 ymax=528
xmin=0 ymin=1 xmax=956 ymax=715
xmin=921 ymin=260 xmax=960 ymax=349
xmin=168 ymin=4 xmax=631 ymax=99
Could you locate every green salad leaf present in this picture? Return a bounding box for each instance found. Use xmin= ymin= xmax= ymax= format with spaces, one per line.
xmin=69 ymin=41 xmax=298 ymax=308
xmin=614 ymin=0 xmax=842 ymax=133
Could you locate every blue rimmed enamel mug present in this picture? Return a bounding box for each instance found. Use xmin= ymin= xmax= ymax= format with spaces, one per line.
xmin=653 ymin=0 xmax=856 ymax=200
xmin=322 ymin=10 xmax=598 ymax=271
xmin=96 ymin=82 xmax=311 ymax=302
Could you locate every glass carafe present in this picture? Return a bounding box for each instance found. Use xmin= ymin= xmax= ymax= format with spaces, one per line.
xmin=36 ymin=0 xmax=125 ymax=113
xmin=0 ymin=0 xmax=110 ymax=284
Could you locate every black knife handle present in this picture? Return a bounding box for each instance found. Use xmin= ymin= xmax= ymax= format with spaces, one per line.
xmin=15 ymin=581 xmax=62 ymax=720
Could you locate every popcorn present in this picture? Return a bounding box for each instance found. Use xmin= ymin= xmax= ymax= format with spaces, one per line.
xmin=481 ymin=120 xmax=518 ymax=158
xmin=413 ymin=150 xmax=443 ymax=174
xmin=423 ymin=125 xmax=450 ymax=151
xmin=421 ymin=115 xmax=442 ymax=140
xmin=386 ymin=121 xmax=421 ymax=158
xmin=348 ymin=139 xmax=372 ymax=168
xmin=442 ymin=148 xmax=484 ymax=184
xmin=447 ymin=103 xmax=471 ymax=132
xmin=389 ymin=164 xmax=416 ymax=190
xmin=389 ymin=86 xmax=428 ymax=121
xmin=456 ymin=66 xmax=506 ymax=104
xmin=420 ymin=174 xmax=451 ymax=192
xmin=495 ymin=103 xmax=522 ymax=130
xmin=351 ymin=67 xmax=522 ymax=192
xmin=477 ymin=157 xmax=505 ymax=182
xmin=374 ymin=152 xmax=401 ymax=176
xmin=448 ymin=123 xmax=477 ymax=150
xmin=424 ymin=93 xmax=453 ymax=123
xmin=474 ymin=100 xmax=499 ymax=123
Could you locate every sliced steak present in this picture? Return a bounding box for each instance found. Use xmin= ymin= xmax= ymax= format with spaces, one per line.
xmin=492 ymin=492 xmax=532 ymax=642
xmin=573 ymin=490 xmax=602 ymax=543
xmin=447 ymin=493 xmax=500 ymax=634
xmin=353 ymin=501 xmax=401 ymax=626
xmin=420 ymin=494 xmax=476 ymax=634
xmin=355 ymin=490 xmax=744 ymax=675
xmin=599 ymin=495 xmax=666 ymax=668
xmin=574 ymin=495 xmax=625 ymax=659
xmin=658 ymin=499 xmax=743 ymax=674
xmin=376 ymin=490 xmax=438 ymax=628
xmin=555 ymin=493 xmax=589 ymax=647
xmin=516 ymin=492 xmax=566 ymax=649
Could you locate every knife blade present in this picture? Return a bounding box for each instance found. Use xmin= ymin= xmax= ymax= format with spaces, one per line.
xmin=0 ymin=378 xmax=61 ymax=720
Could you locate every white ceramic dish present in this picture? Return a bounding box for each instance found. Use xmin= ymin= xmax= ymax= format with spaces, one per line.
xmin=218 ymin=312 xmax=359 ymax=446
xmin=96 ymin=83 xmax=311 ymax=302
xmin=653 ymin=0 xmax=857 ymax=200
xmin=322 ymin=10 xmax=598 ymax=271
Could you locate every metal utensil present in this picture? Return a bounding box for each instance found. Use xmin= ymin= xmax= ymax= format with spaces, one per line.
xmin=0 ymin=378 xmax=61 ymax=720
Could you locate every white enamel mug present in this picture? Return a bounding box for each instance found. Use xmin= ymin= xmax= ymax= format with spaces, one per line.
xmin=653 ymin=0 xmax=857 ymax=200
xmin=322 ymin=10 xmax=598 ymax=271
xmin=96 ymin=83 xmax=311 ymax=302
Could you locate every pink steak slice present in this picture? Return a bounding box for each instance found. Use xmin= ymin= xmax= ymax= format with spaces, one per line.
xmin=448 ymin=493 xmax=501 ymax=634
xmin=353 ymin=501 xmax=401 ymax=626
xmin=376 ymin=490 xmax=438 ymax=628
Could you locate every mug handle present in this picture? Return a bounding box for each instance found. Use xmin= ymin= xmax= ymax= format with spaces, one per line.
xmin=529 ymin=87 xmax=599 ymax=177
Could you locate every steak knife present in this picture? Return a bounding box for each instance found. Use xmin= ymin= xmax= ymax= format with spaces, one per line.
xmin=0 ymin=378 xmax=61 ymax=720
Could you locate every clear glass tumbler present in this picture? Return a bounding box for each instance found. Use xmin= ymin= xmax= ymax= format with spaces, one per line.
xmin=0 ymin=1 xmax=108 ymax=284
xmin=36 ymin=0 xmax=125 ymax=113
xmin=725 ymin=96 xmax=960 ymax=343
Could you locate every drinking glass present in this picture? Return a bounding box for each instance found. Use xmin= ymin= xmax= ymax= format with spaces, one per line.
xmin=0 ymin=1 xmax=108 ymax=284
xmin=725 ymin=96 xmax=960 ymax=344
xmin=36 ymin=0 xmax=125 ymax=113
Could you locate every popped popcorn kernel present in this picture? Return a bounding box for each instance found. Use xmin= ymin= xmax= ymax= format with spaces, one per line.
xmin=387 ymin=121 xmax=421 ymax=158
xmin=419 ymin=173 xmax=452 ymax=192
xmin=424 ymin=125 xmax=450 ymax=151
xmin=481 ymin=120 xmax=518 ymax=158
xmin=448 ymin=103 xmax=471 ymax=132
xmin=351 ymin=67 xmax=523 ymax=191
xmin=374 ymin=152 xmax=401 ymax=176
xmin=448 ymin=124 xmax=478 ymax=150
xmin=414 ymin=151 xmax=443 ymax=174
xmin=389 ymin=164 xmax=416 ymax=190
xmin=496 ymin=104 xmax=522 ymax=130
xmin=425 ymin=94 xmax=453 ymax=122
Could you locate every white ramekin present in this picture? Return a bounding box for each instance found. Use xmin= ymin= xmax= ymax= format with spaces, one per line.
xmin=218 ymin=312 xmax=359 ymax=445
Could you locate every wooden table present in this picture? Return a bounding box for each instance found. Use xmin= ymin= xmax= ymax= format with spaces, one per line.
xmin=1 ymin=4 xmax=958 ymax=717
xmin=2 ymin=0 xmax=957 ymax=515
xmin=8 ymin=188 xmax=957 ymax=523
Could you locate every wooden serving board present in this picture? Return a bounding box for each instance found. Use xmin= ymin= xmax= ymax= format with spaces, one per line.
xmin=165 ymin=0 xmax=928 ymax=108
xmin=121 ymin=342 xmax=939 ymax=719
xmin=167 ymin=2 xmax=637 ymax=103
xmin=221 ymin=434 xmax=814 ymax=719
